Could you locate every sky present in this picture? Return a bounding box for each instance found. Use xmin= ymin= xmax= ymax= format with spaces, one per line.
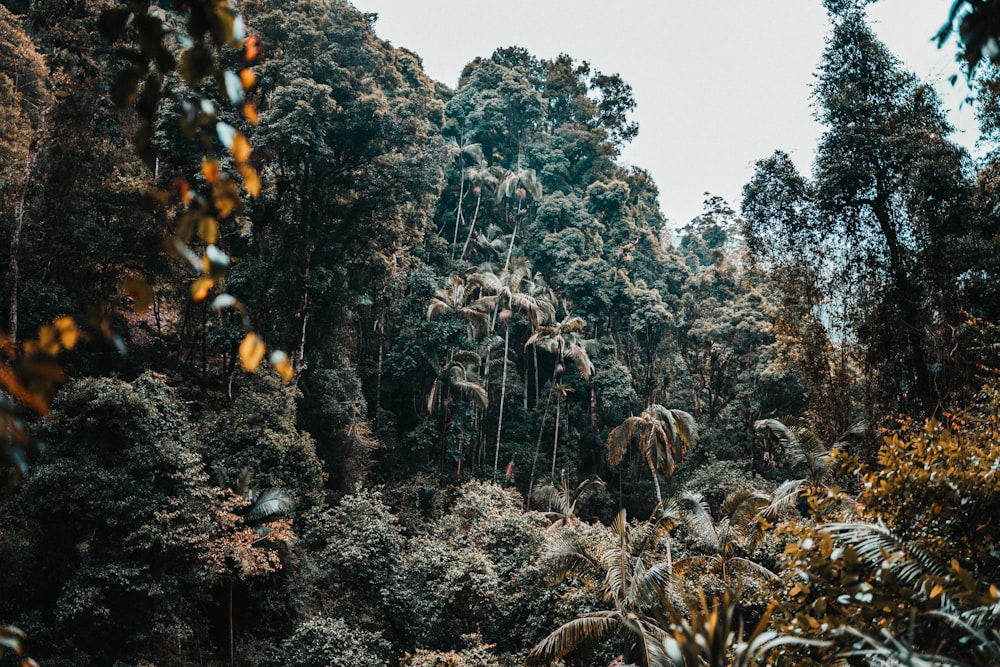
xmin=348 ymin=0 xmax=979 ymax=229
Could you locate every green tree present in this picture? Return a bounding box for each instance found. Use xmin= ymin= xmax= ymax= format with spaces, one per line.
xmin=606 ymin=405 xmax=697 ymax=504
xmin=744 ymin=7 xmax=975 ymax=419
xmin=470 ymin=258 xmax=551 ymax=477
xmin=528 ymin=509 xmax=673 ymax=667
xmin=533 ymin=470 xmax=606 ymax=528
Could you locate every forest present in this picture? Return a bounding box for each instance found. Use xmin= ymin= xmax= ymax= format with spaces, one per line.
xmin=1 ymin=0 xmax=999 ymax=665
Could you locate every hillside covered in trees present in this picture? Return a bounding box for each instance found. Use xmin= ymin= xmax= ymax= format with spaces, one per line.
xmin=1 ymin=0 xmax=1000 ymax=665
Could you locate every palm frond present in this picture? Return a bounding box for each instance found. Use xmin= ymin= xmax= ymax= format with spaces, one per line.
xmin=728 ymin=556 xmax=780 ymax=581
xmin=606 ymin=417 xmax=645 ymax=465
xmin=759 ymin=478 xmax=805 ymax=520
xmin=244 ymin=487 xmax=294 ymax=522
xmin=832 ymin=420 xmax=867 ymax=450
xmin=721 ymin=487 xmax=771 ymax=526
xmin=824 ymin=521 xmax=951 ymax=591
xmin=677 ymin=492 xmax=719 ymax=553
xmin=527 ymin=611 xmax=621 ymax=665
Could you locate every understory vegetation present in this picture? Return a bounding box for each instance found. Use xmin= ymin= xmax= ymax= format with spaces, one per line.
xmin=1 ymin=0 xmax=1000 ymax=665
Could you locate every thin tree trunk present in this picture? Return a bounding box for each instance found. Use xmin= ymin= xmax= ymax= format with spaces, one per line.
xmin=523 ymin=349 xmax=530 ymax=410
xmin=550 ymin=395 xmax=562 ymax=482
xmin=452 ymin=165 xmax=465 ymax=258
xmin=649 ymin=458 xmax=662 ymax=504
xmin=503 ymin=218 xmax=520 ymax=271
xmin=534 ymin=347 xmax=540 ymax=403
xmin=459 ymin=192 xmax=482 ymax=261
xmin=494 ymin=316 xmax=511 ymax=479
xmin=526 ymin=387 xmax=552 ymax=510
xmin=8 ymin=102 xmax=52 ymax=340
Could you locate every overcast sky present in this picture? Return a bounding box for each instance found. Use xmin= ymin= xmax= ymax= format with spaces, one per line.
xmin=348 ymin=1 xmax=979 ymax=228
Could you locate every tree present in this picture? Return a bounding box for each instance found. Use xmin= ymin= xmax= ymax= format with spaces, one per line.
xmin=606 ymin=405 xmax=697 ymax=504
xmin=0 ymin=5 xmax=53 ymax=343
xmin=528 ymin=509 xmax=673 ymax=666
xmin=470 ymin=257 xmax=551 ymax=477
xmin=669 ymin=488 xmax=793 ymax=593
xmin=774 ymin=387 xmax=1000 ymax=666
xmin=533 ymin=470 xmax=605 ymax=528
xmin=753 ymin=417 xmax=865 ymax=486
xmin=744 ymin=7 xmax=975 ymax=419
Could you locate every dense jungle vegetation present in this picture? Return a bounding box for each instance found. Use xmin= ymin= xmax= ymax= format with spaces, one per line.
xmin=2 ymin=0 xmax=1000 ymax=665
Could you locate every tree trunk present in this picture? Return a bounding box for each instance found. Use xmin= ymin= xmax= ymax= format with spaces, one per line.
xmin=649 ymin=458 xmax=662 ymax=504
xmin=526 ymin=388 xmax=552 ymax=510
xmin=550 ymin=395 xmax=562 ymax=482
xmin=494 ymin=317 xmax=511 ymax=479
xmin=459 ymin=192 xmax=482 ymax=261
xmin=8 ymin=102 xmax=52 ymax=340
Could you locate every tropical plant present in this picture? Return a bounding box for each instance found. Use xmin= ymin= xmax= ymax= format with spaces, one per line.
xmin=606 ymin=405 xmax=697 ymax=503
xmin=526 ymin=313 xmax=596 ymax=381
xmin=753 ymin=416 xmax=865 ymax=486
xmin=533 ymin=470 xmax=605 ymax=528
xmin=651 ymin=590 xmax=827 ymax=667
xmin=670 ymin=485 xmax=799 ymax=593
xmin=528 ymin=509 xmax=672 ymax=666
xmin=427 ymin=275 xmax=491 ymax=342
xmin=426 ymin=351 xmax=488 ymax=415
xmin=470 ymin=258 xmax=552 ymax=477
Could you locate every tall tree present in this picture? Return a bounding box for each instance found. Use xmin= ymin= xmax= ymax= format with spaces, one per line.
xmin=606 ymin=405 xmax=697 ymax=504
xmin=744 ymin=7 xmax=974 ymax=420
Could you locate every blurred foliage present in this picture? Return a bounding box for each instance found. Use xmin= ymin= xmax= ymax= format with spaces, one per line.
xmin=0 ymin=1 xmax=998 ymax=666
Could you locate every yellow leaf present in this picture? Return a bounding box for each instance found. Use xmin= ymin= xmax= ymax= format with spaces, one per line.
xmin=37 ymin=324 xmax=59 ymax=356
xmin=239 ymin=333 xmax=265 ymax=371
xmin=930 ymin=584 xmax=944 ymax=599
xmin=231 ymin=132 xmax=251 ymax=164
xmin=202 ymin=158 xmax=221 ymax=185
xmin=270 ymin=350 xmax=294 ymax=382
xmin=212 ymin=179 xmax=242 ymax=218
xmin=54 ymin=316 xmax=79 ymax=350
xmin=239 ymin=68 xmax=256 ymax=90
xmin=191 ymin=276 xmax=214 ymax=302
xmin=242 ymin=102 xmax=259 ymax=125
xmin=239 ymin=164 xmax=261 ymax=197
xmin=122 ymin=276 xmax=155 ymax=313
xmin=198 ymin=216 xmax=218 ymax=245
xmin=172 ymin=177 xmax=192 ymax=203
xmin=244 ymin=35 xmax=261 ymax=61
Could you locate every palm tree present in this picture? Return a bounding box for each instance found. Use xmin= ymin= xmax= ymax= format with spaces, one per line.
xmin=525 ymin=313 xmax=596 ymax=382
xmin=458 ymin=160 xmax=497 ymax=261
xmin=494 ymin=165 xmax=542 ymax=269
xmin=446 ymin=138 xmax=485 ymax=256
xmin=426 ymin=351 xmax=488 ymax=416
xmin=426 ymin=351 xmax=488 ymax=476
xmin=533 ymin=469 xmax=605 ymax=528
xmin=651 ymin=589 xmax=827 ymax=667
xmin=426 ymin=275 xmax=490 ymax=343
xmin=753 ymin=417 xmax=865 ymax=487
xmin=670 ymin=486 xmax=799 ymax=592
xmin=606 ymin=405 xmax=697 ymax=504
xmin=526 ymin=313 xmax=595 ymax=481
xmin=549 ymin=381 xmax=573 ymax=481
xmin=469 ymin=258 xmax=548 ymax=478
xmin=523 ymin=270 xmax=557 ymax=407
xmin=528 ymin=509 xmax=672 ymax=666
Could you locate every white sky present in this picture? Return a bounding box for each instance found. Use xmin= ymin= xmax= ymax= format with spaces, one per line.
xmin=348 ymin=0 xmax=979 ymax=229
